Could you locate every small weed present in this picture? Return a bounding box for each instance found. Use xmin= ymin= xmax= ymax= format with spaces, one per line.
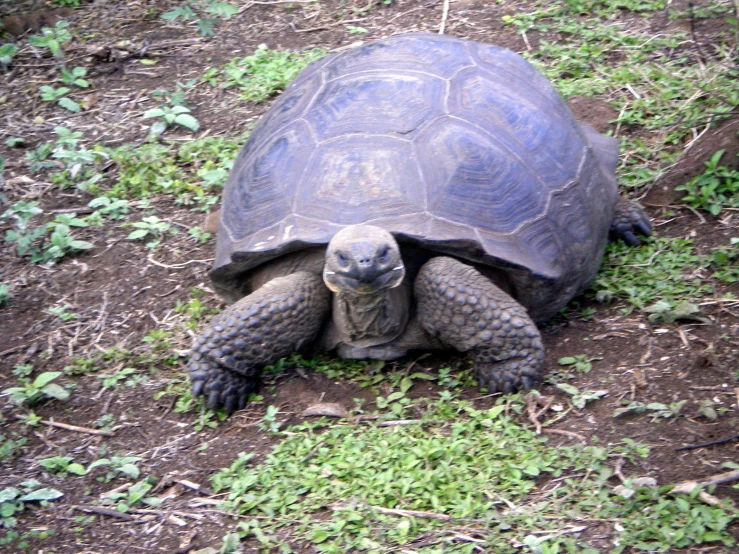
xmin=643 ymin=300 xmax=706 ymax=324
xmin=59 ymin=66 xmax=90 ymax=88
xmin=88 ymin=456 xmax=142 ymax=482
xmin=258 ymin=405 xmax=282 ymax=433
xmin=346 ymin=25 xmax=369 ymax=34
xmin=46 ymin=304 xmax=78 ymax=321
xmin=711 ymin=238 xmax=739 ymax=283
xmin=126 ymin=216 xmax=174 ymax=248
xmin=555 ymin=383 xmax=608 ymax=409
xmin=28 ymin=21 xmax=72 ymax=58
xmin=0 ymin=434 xmax=26 ymax=463
xmin=63 ymin=357 xmax=98 ymax=375
xmin=97 ymin=367 xmax=148 ymax=389
xmin=95 ymin=414 xmax=116 ymax=432
xmin=161 ymin=1 xmax=238 ymax=36
xmin=557 ymin=354 xmax=601 ymax=373
xmin=0 ymin=284 xmax=11 ymax=307
xmin=4 ymin=136 xmax=24 ymax=148
xmin=38 ymin=456 xmax=86 ymax=477
xmin=100 ymin=476 xmax=160 ymax=512
xmin=39 ymin=85 xmax=80 ymax=112
xmin=87 ymin=197 xmax=130 ymax=220
xmin=0 ymin=481 xmax=63 ymax=529
xmin=614 ymin=399 xmax=688 ymax=420
xmin=2 ymin=371 xmax=72 ymax=406
xmin=0 ymin=44 xmax=18 ymax=70
xmin=108 ymin=135 xmax=240 ymax=206
xmin=2 ymin=201 xmax=93 ymax=263
xmin=676 ymin=150 xmax=739 ymax=215
xmin=143 ymin=104 xmax=200 ymax=136
xmin=217 ymin=45 xmax=327 ymax=102
xmin=188 ymin=226 xmax=211 ymax=243
xmin=594 ymin=236 xmax=711 ymax=312
xmin=16 ymin=412 xmax=42 ymax=427
xmin=175 ymin=290 xmax=219 ymax=330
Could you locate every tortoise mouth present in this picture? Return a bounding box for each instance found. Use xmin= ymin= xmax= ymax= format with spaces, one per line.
xmin=324 ymin=264 xmax=405 ymax=295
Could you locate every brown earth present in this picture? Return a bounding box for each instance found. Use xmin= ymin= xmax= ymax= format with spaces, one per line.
xmin=0 ymin=1 xmax=738 ymax=553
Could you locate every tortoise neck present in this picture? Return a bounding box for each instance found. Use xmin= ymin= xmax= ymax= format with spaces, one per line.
xmin=332 ymin=284 xmax=410 ymax=346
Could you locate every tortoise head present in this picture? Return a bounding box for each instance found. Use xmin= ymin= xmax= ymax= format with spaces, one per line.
xmin=323 ymin=225 xmax=405 ymax=295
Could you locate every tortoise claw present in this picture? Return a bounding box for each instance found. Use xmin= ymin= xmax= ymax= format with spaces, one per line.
xmin=611 ymin=198 xmax=652 ymax=247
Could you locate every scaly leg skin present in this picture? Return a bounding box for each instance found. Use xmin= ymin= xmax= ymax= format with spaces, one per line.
xmin=610 ymin=197 xmax=652 ymax=246
xmin=415 ymin=257 xmax=544 ymax=393
xmin=188 ymin=271 xmax=330 ymax=414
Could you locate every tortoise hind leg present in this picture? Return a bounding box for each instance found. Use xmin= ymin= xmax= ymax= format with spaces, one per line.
xmin=188 ymin=271 xmax=331 ymax=413
xmin=611 ymin=198 xmax=652 ymax=246
xmin=415 ymin=257 xmax=544 ymax=393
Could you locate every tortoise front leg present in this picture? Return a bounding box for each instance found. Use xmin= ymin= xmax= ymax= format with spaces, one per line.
xmin=610 ymin=197 xmax=652 ymax=246
xmin=188 ymin=271 xmax=330 ymax=413
xmin=415 ymin=257 xmax=544 ymax=393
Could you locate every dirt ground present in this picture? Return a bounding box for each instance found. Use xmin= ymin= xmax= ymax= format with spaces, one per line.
xmin=0 ymin=0 xmax=737 ymax=553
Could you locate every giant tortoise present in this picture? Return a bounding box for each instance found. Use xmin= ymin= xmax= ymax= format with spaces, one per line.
xmin=187 ymin=33 xmax=651 ymax=413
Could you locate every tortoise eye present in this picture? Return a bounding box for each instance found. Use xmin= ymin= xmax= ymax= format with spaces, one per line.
xmin=378 ymin=246 xmax=389 ymax=262
xmin=336 ymin=252 xmax=349 ymax=267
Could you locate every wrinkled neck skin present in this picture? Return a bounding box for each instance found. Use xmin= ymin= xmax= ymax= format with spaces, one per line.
xmin=332 ymin=282 xmax=410 ymax=348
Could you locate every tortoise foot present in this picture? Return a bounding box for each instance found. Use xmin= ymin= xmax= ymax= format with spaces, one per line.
xmin=474 ymin=353 xmax=542 ymax=394
xmin=187 ymin=271 xmax=331 ymax=414
xmin=415 ymin=256 xmax=545 ymax=394
xmin=611 ymin=198 xmax=652 ymax=246
xmin=189 ymin=361 xmax=256 ymax=414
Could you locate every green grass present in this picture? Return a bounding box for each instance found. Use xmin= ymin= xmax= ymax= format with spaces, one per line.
xmin=593 ymin=237 xmax=713 ymax=312
xmin=212 ymin=395 xmax=737 ymax=553
xmin=107 ymin=134 xmax=241 ymax=209
xmin=209 ymin=46 xmax=327 ymax=102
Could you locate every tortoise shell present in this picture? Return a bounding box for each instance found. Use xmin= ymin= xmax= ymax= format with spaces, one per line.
xmin=212 ymin=33 xmax=619 ymax=322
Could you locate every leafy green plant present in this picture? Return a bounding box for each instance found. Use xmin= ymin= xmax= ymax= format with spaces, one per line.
xmin=555 ymin=383 xmax=608 ymax=409
xmin=4 ymin=136 xmax=24 ymax=148
xmin=218 ymin=45 xmax=327 ymax=102
xmin=0 ymin=44 xmax=18 ymax=70
xmin=100 ymin=476 xmax=160 ymax=512
xmin=87 ymin=197 xmax=130 ymax=220
xmin=211 ymin=395 xmax=736 ymax=552
xmin=1 ymin=481 xmax=63 ymax=529
xmin=643 ymin=300 xmax=706 ymax=323
xmin=557 ymin=354 xmax=601 ymax=373
xmin=594 ymin=237 xmax=711 ymax=312
xmin=711 ymin=238 xmax=739 ymax=283
xmin=0 ymin=435 xmax=26 ymax=463
xmin=38 ymin=456 xmax=86 ymax=476
xmin=188 ymin=226 xmax=212 ymax=243
xmin=0 ymin=284 xmax=11 ymax=307
xmin=126 ymin=216 xmax=173 ymax=248
xmin=98 ymin=367 xmax=147 ymax=389
xmin=39 ymin=85 xmax=81 ymax=112
xmin=1 ymin=371 xmax=71 ymax=406
xmin=258 ymin=405 xmax=282 ymax=433
xmin=46 ymin=304 xmax=78 ymax=321
xmin=614 ymin=400 xmax=688 ymax=420
xmin=60 ymin=66 xmax=90 ymax=88
xmin=175 ymin=291 xmax=219 ymax=330
xmin=88 ymin=456 xmax=142 ymax=482
xmin=676 ymin=150 xmax=739 ymax=215
xmin=143 ymin=104 xmax=200 ymax=135
xmin=28 ymin=21 xmax=72 ymax=58
xmin=161 ymin=1 xmax=238 ymax=36
xmin=107 ymin=134 xmax=241 ymax=204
